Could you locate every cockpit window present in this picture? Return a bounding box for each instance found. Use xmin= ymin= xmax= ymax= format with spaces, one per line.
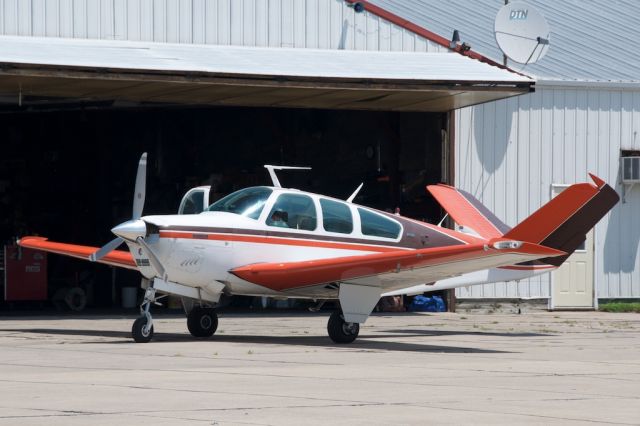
xmin=207 ymin=187 xmax=272 ymax=220
xmin=358 ymin=208 xmax=401 ymax=239
xmin=266 ymin=193 xmax=317 ymax=231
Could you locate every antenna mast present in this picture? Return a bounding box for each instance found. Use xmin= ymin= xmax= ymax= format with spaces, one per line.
xmin=263 ymin=165 xmax=311 ymax=188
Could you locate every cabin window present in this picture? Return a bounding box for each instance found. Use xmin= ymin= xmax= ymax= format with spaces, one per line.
xmin=207 ymin=186 xmax=272 ymax=220
xmin=320 ymin=199 xmax=353 ymax=234
xmin=266 ymin=193 xmax=317 ymax=231
xmin=358 ymin=208 xmax=401 ymax=239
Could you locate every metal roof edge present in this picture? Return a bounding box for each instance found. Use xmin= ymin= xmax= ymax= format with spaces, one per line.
xmin=0 ymin=35 xmax=533 ymax=84
xmin=537 ymin=79 xmax=640 ymax=90
xmin=345 ymin=0 xmax=532 ymax=80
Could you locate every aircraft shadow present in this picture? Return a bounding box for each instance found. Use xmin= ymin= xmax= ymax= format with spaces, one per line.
xmin=2 ymin=328 xmax=511 ymax=353
xmin=183 ymin=334 xmax=511 ymax=353
xmin=382 ymin=329 xmax=553 ymax=337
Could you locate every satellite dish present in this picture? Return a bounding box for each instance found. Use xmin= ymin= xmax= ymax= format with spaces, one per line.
xmin=494 ymin=1 xmax=550 ymax=64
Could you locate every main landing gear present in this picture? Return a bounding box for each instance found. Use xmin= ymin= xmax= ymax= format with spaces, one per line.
xmin=327 ymin=311 xmax=359 ymax=344
xmin=187 ymin=307 xmax=218 ymax=338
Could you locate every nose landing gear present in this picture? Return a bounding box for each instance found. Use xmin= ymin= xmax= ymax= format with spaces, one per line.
xmin=131 ymin=286 xmax=157 ymax=343
xmin=132 ymin=315 xmax=154 ymax=343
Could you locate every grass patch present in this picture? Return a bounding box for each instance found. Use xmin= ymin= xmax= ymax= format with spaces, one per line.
xmin=599 ymin=302 xmax=640 ymax=313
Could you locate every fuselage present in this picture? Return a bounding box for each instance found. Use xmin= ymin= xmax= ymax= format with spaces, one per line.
xmin=125 ymin=186 xmax=549 ymax=298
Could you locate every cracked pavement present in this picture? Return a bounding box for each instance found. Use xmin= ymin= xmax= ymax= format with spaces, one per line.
xmin=0 ymin=311 xmax=638 ymax=425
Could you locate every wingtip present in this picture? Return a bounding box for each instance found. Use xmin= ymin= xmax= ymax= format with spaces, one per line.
xmin=17 ymin=236 xmax=48 ymax=247
xmin=589 ymin=173 xmax=606 ymax=189
xmin=425 ymin=183 xmax=455 ymax=195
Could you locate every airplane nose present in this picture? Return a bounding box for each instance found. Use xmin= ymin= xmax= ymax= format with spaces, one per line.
xmin=111 ymin=219 xmax=147 ymax=241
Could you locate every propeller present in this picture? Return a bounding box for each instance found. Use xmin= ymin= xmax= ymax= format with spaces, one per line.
xmin=89 ymin=236 xmax=125 ymax=262
xmin=132 ymin=152 xmax=146 ymax=220
xmin=89 ymin=153 xmax=166 ymax=279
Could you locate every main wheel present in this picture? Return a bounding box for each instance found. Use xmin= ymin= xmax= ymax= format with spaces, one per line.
xmin=327 ymin=311 xmax=359 ymax=344
xmin=132 ymin=316 xmax=154 ymax=343
xmin=187 ymin=307 xmax=218 ymax=338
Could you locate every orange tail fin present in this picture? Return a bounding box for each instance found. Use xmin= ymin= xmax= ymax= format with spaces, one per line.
xmin=504 ymin=174 xmax=619 ymax=265
xmin=427 ymin=184 xmax=510 ymax=239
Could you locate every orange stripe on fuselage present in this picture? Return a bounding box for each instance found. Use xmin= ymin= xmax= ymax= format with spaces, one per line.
xmin=159 ymin=231 xmax=408 ymax=253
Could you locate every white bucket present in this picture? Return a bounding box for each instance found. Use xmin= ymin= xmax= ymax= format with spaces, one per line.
xmin=121 ymin=287 xmax=138 ymax=308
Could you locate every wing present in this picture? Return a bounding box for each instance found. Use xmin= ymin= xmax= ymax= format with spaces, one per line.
xmin=230 ymin=238 xmax=564 ymax=292
xmin=18 ymin=236 xmax=138 ymax=270
xmin=427 ymin=184 xmax=511 ymax=239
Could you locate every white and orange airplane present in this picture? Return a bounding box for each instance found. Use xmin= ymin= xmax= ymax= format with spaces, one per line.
xmin=19 ymin=153 xmax=619 ymax=343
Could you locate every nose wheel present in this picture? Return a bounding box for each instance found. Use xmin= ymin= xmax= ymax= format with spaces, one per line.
xmin=327 ymin=311 xmax=359 ymax=343
xmin=187 ymin=307 xmax=218 ymax=338
xmin=132 ymin=315 xmax=154 ymax=343
xmin=131 ymin=286 xmax=157 ymax=343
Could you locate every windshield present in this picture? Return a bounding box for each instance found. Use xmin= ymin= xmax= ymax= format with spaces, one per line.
xmin=207 ymin=187 xmax=273 ymax=220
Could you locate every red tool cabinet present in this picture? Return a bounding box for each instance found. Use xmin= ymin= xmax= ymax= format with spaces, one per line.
xmin=3 ymin=245 xmax=47 ymax=301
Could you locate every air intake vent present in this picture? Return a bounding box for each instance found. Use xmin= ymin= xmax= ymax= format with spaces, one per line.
xmin=622 ymin=156 xmax=640 ymax=183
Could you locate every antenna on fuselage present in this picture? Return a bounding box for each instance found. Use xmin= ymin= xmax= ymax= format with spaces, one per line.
xmin=264 ymin=165 xmax=311 ymax=188
xmin=437 ymin=213 xmax=448 ymax=227
xmin=346 ymin=183 xmax=364 ymax=203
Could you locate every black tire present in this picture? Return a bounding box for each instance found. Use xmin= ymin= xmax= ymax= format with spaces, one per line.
xmin=65 ymin=287 xmax=87 ymax=312
xmin=132 ymin=316 xmax=154 ymax=343
xmin=327 ymin=311 xmax=359 ymax=344
xmin=187 ymin=307 xmax=218 ymax=338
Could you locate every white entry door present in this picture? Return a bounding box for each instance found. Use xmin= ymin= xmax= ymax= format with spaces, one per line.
xmin=551 ymin=185 xmax=595 ymax=309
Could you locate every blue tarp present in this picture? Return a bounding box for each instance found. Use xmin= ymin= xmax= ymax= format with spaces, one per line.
xmin=408 ymin=295 xmax=446 ymax=312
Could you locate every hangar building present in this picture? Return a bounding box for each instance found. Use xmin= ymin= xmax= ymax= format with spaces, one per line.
xmin=0 ymin=0 xmax=635 ymax=310
xmin=370 ymin=0 xmax=640 ymax=308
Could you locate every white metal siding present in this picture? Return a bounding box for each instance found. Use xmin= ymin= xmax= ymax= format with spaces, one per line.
xmin=0 ymin=0 xmax=446 ymax=52
xmin=455 ymin=86 xmax=640 ymax=299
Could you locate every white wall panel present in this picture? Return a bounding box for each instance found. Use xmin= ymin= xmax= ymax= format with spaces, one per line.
xmin=77 ymin=0 xmax=87 ymax=35
xmin=165 ymin=0 xmax=179 ymax=42
xmin=0 ymin=0 xmax=445 ymax=52
xmin=229 ymin=0 xmax=243 ymax=45
xmin=2 ymin=0 xmax=18 ymax=34
xmin=17 ymin=0 xmax=31 ymax=35
xmin=100 ymin=0 xmax=114 ymax=39
xmin=456 ymin=86 xmax=640 ymax=300
xmin=114 ymin=0 xmax=128 ymax=40
xmin=86 ymin=0 xmax=99 ymax=38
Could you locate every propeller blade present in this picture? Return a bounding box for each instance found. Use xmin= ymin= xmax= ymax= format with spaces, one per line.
xmin=132 ymin=152 xmax=147 ymax=220
xmin=89 ymin=237 xmax=124 ymax=262
xmin=136 ymin=237 xmax=166 ymax=280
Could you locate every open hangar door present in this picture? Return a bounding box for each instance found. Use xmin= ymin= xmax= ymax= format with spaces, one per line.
xmin=0 ymin=105 xmax=447 ymax=309
xmin=0 ymin=37 xmax=533 ymax=309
